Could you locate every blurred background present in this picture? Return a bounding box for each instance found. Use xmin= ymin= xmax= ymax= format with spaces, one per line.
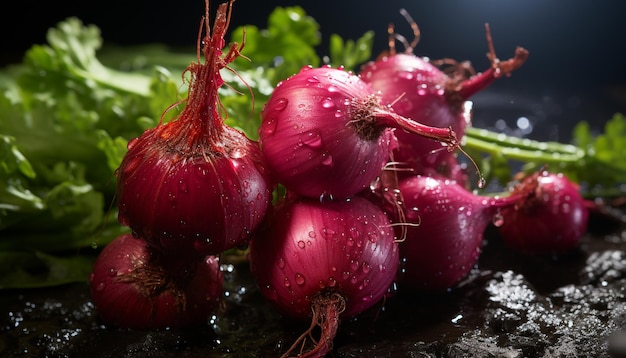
xmin=3 ymin=0 xmax=626 ymax=141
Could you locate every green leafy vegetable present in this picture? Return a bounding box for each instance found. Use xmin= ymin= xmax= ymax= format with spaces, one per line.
xmin=0 ymin=17 xmax=181 ymax=288
xmin=0 ymin=251 xmax=95 ymax=289
xmin=228 ymin=6 xmax=322 ymax=82
xmin=572 ymin=113 xmax=626 ymax=189
xmin=1 ymin=135 xmax=43 ymax=229
xmin=328 ymin=31 xmax=375 ymax=70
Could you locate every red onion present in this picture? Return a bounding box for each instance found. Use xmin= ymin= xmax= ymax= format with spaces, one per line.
xmin=258 ymin=65 xmax=458 ymax=201
xmin=391 ymin=175 xmax=519 ymax=291
xmin=89 ymin=233 xmax=223 ymax=329
xmin=360 ymin=18 xmax=528 ymax=180
xmin=248 ymin=195 xmax=399 ymax=357
xmin=115 ymin=0 xmax=271 ymax=256
xmin=498 ymin=171 xmax=590 ymax=255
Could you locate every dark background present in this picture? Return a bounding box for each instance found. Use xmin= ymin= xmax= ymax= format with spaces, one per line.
xmin=3 ymin=0 xmax=626 ymax=139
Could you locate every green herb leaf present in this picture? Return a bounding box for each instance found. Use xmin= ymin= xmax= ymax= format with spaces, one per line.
xmin=0 ymin=251 xmax=95 ymax=289
xmin=328 ymin=31 xmax=375 ymax=71
xmin=0 ymin=135 xmax=44 ymax=229
xmin=229 ymin=6 xmax=321 ymax=84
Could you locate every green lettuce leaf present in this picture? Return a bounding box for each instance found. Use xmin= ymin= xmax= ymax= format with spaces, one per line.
xmin=0 ymin=251 xmax=95 ymax=289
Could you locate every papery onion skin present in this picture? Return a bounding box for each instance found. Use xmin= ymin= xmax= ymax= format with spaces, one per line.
xmin=392 ymin=175 xmax=518 ymax=291
xmin=115 ymin=0 xmax=272 ymax=256
xmin=248 ymin=195 xmax=400 ymax=320
xmin=89 ymin=233 xmax=223 ymax=330
xmin=498 ymin=171 xmax=590 ymax=255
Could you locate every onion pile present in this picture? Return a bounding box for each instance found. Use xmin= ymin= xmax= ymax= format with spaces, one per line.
xmin=87 ymin=3 xmax=593 ymax=356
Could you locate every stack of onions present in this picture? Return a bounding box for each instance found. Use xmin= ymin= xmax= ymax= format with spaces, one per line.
xmin=90 ymin=0 xmax=271 ymax=329
xmin=250 ymin=58 xmax=462 ymax=355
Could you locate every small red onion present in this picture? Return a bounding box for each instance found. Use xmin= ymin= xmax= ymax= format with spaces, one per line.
xmin=89 ymin=233 xmax=223 ymax=329
xmin=498 ymin=171 xmax=590 ymax=255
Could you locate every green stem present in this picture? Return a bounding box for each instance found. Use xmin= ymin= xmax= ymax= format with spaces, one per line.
xmin=463 ymin=134 xmax=583 ymax=164
xmin=465 ymin=127 xmax=582 ymax=155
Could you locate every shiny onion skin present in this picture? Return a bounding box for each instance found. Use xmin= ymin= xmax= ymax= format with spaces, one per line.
xmin=89 ymin=233 xmax=223 ymax=330
xmin=259 ymin=65 xmax=457 ymax=201
xmin=392 ymin=175 xmax=519 ymax=291
xmin=360 ymin=24 xmax=528 ymax=180
xmin=117 ymin=129 xmax=271 ymax=256
xmin=248 ymin=195 xmax=399 ymax=357
xmin=115 ymin=0 xmax=271 ymax=256
xmin=498 ymin=171 xmax=590 ymax=255
xmin=249 ymin=195 xmax=399 ymax=318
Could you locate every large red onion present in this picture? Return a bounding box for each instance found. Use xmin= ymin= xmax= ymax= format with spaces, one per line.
xmin=392 ymin=175 xmax=519 ymax=291
xmin=248 ymin=195 xmax=399 ymax=357
xmin=360 ymin=22 xmax=528 ymax=180
xmin=259 ymin=65 xmax=458 ymax=201
xmin=115 ymin=0 xmax=272 ymax=257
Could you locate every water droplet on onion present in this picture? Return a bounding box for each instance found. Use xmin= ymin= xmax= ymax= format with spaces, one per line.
xmin=322 ymin=97 xmax=335 ymax=109
xmin=306 ymin=76 xmax=320 ymax=84
xmin=273 ymin=97 xmax=288 ymax=111
xmin=492 ymin=211 xmax=504 ymax=227
xmin=302 ymin=130 xmax=323 ymax=149
xmin=294 ymin=273 xmax=306 ymax=286
xmin=321 ymin=153 xmax=333 ymax=166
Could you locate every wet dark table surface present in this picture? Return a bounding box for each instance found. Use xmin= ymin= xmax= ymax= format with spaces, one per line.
xmin=1 ymin=201 xmax=625 ymax=357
